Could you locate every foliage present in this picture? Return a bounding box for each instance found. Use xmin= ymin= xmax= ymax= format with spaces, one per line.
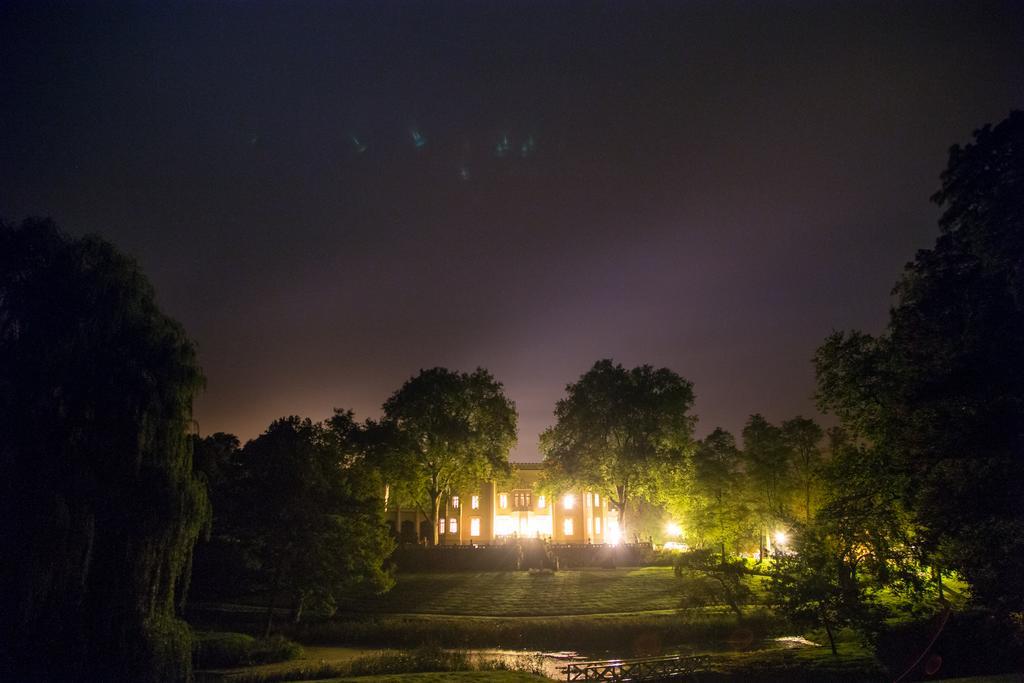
xmin=0 ymin=218 xmax=208 ymax=681
xmin=781 ymin=417 xmax=825 ymax=523
xmin=768 ymin=524 xmax=887 ymax=656
xmin=740 ymin=415 xmax=795 ymax=555
xmin=192 ymin=631 xmax=302 ymax=668
xmin=815 ymin=110 xmax=1024 ymax=612
xmin=193 ymin=415 xmax=395 ymax=633
xmin=540 ymin=359 xmax=696 ymax=536
xmin=377 ymin=367 xmax=517 ymax=545
xmin=679 ymin=428 xmax=755 ymax=559
xmin=673 ymin=549 xmax=754 ymax=618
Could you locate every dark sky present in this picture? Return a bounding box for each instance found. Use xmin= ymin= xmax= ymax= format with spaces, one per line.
xmin=3 ymin=2 xmax=1023 ymax=460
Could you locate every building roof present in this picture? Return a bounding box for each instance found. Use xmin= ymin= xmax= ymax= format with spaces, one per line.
xmin=512 ymin=462 xmax=544 ymax=470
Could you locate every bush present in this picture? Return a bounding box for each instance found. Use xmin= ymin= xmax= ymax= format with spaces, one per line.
xmin=193 ymin=632 xmax=302 ymax=668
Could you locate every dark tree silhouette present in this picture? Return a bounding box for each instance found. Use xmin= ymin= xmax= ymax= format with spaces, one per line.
xmin=816 ymin=111 xmax=1024 ymax=611
xmin=0 ymin=218 xmax=208 ymax=681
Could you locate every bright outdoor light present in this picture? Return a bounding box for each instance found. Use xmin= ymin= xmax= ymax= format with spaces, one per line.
xmin=665 ymin=522 xmax=682 ymax=537
xmin=606 ymin=527 xmax=621 ymax=545
xmin=774 ymin=530 xmax=788 ymax=546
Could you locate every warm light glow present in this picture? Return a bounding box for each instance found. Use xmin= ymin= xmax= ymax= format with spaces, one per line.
xmin=534 ymin=515 xmax=552 ymax=536
xmin=594 ymin=493 xmax=600 ymax=506
xmin=499 ymin=493 xmax=508 ymax=509
xmin=606 ymin=525 xmax=621 ymax=545
xmin=470 ymin=517 xmax=481 ymax=537
xmin=563 ymin=518 xmax=574 ymax=535
xmin=595 ymin=517 xmax=601 ymax=534
xmin=665 ymin=522 xmax=682 ymax=537
xmin=537 ymin=495 xmax=546 ymax=509
xmin=449 ymin=518 xmax=457 ymax=534
xmin=495 ymin=515 xmax=513 ymax=536
xmin=471 ymin=495 xmax=479 ymax=510
xmin=774 ymin=530 xmax=788 ymax=546
xmin=452 ymin=496 xmax=459 ymax=509
xmin=563 ymin=493 xmax=576 ymax=510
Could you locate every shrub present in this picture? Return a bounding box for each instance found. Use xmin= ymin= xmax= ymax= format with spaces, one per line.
xmin=193 ymin=631 xmax=302 ymax=668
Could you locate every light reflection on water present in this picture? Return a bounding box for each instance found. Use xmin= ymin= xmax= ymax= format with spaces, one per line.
xmin=462 ymin=636 xmax=818 ymax=680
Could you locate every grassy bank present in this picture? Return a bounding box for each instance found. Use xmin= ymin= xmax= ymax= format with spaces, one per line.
xmin=338 ymin=567 xmax=767 ymax=616
xmin=288 ymin=609 xmax=782 ymax=654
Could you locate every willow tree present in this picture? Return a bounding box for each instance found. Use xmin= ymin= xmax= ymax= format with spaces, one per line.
xmin=379 ymin=367 xmax=517 ymax=545
xmin=0 ymin=219 xmax=209 ymax=682
xmin=540 ymin=360 xmax=696 ymax=538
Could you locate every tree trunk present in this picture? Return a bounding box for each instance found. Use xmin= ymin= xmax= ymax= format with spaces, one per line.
xmin=264 ymin=569 xmax=281 ymax=638
xmin=292 ymin=593 xmax=305 ymax=624
xmin=431 ymin=493 xmax=441 ymax=546
xmin=936 ymin=567 xmax=944 ymax=602
xmin=823 ymin=620 xmax=838 ymax=656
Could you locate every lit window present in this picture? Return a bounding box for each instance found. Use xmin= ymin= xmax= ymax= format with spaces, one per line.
xmin=563 ymin=518 xmax=574 ymax=535
xmin=452 ymin=496 xmax=460 ymax=509
xmin=587 ymin=493 xmax=593 ymax=505
xmin=470 ymin=517 xmax=481 ymax=537
xmin=563 ymin=494 xmax=576 ymax=510
xmin=537 ymin=495 xmax=546 ymax=509
xmin=588 ymin=518 xmax=593 ymax=533
xmin=499 ymin=493 xmax=508 ymax=509
xmin=595 ymin=518 xmax=601 ymax=534
xmin=449 ymin=519 xmax=458 ymax=534
xmin=471 ymin=495 xmax=479 ymax=510
xmin=594 ymin=493 xmax=600 ymax=506
xmin=495 ymin=515 xmax=513 ymax=535
xmin=439 ymin=518 xmax=445 ymax=534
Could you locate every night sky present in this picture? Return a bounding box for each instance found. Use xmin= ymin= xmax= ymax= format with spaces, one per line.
xmin=3 ymin=2 xmax=1023 ymax=460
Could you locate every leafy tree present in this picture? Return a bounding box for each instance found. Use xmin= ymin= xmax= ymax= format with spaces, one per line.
xmin=781 ymin=417 xmax=825 ymax=523
xmin=741 ymin=414 xmax=792 ymax=557
xmin=685 ymin=428 xmax=752 ymax=560
xmin=540 ymin=359 xmax=696 ymax=537
xmin=768 ymin=524 xmax=886 ymax=656
xmin=816 ymin=111 xmax=1024 ymax=611
xmin=0 ymin=218 xmax=208 ymax=681
xmin=232 ymin=416 xmax=394 ymax=634
xmin=379 ymin=368 xmax=517 ymax=545
xmin=674 ymin=549 xmax=753 ymax=618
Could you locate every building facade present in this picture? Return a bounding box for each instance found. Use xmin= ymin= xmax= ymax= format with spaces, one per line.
xmin=387 ymin=463 xmax=619 ymax=545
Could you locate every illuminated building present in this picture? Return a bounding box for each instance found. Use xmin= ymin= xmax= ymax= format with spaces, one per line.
xmin=386 ymin=463 xmax=616 ymax=545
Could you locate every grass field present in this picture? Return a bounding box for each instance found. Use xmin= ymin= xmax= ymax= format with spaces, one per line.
xmin=343 ymin=567 xmax=746 ymax=616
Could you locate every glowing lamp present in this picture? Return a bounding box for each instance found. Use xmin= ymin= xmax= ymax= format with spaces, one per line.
xmin=665 ymin=522 xmax=682 ymax=537
xmin=774 ymin=530 xmax=788 ymax=547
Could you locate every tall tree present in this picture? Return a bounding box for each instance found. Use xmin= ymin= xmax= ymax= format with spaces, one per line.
xmin=741 ymin=414 xmax=791 ymax=557
xmin=816 ymin=111 xmax=1024 ymax=611
xmin=0 ymin=219 xmax=208 ymax=682
xmin=687 ymin=428 xmax=750 ymax=560
xmin=781 ymin=417 xmax=825 ymax=523
xmin=235 ymin=416 xmax=394 ymax=634
xmin=540 ymin=359 xmax=696 ymax=537
xmin=380 ymin=368 xmax=517 ymax=545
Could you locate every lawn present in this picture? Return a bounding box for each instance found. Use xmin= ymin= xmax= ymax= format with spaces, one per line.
xmin=343 ymin=567 xmax=695 ymax=616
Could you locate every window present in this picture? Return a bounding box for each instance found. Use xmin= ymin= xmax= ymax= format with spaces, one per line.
xmin=512 ymin=490 xmax=532 ymax=509
xmin=471 ymin=495 xmax=479 ymax=510
xmin=537 ymin=495 xmax=546 ymax=509
xmin=588 ymin=518 xmax=593 ymax=533
xmin=595 ymin=517 xmax=601 ymax=534
xmin=470 ymin=517 xmax=481 ymax=537
xmin=594 ymin=493 xmax=600 ymax=506
xmin=439 ymin=518 xmax=445 ymax=534
xmin=563 ymin=493 xmax=576 ymax=510
xmin=449 ymin=518 xmax=458 ymax=534
xmin=495 ymin=515 xmax=514 ymax=535
xmin=499 ymin=493 xmax=508 ymax=509
xmin=587 ymin=493 xmax=593 ymax=505
xmin=452 ymin=496 xmax=460 ymax=509
xmin=563 ymin=518 xmax=574 ymax=535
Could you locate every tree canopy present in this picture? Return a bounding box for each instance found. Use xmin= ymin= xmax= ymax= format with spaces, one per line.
xmin=540 ymin=359 xmax=696 ymax=537
xmin=0 ymin=218 xmax=208 ymax=681
xmin=378 ymin=367 xmax=517 ymax=545
xmin=815 ymin=110 xmax=1024 ymax=611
